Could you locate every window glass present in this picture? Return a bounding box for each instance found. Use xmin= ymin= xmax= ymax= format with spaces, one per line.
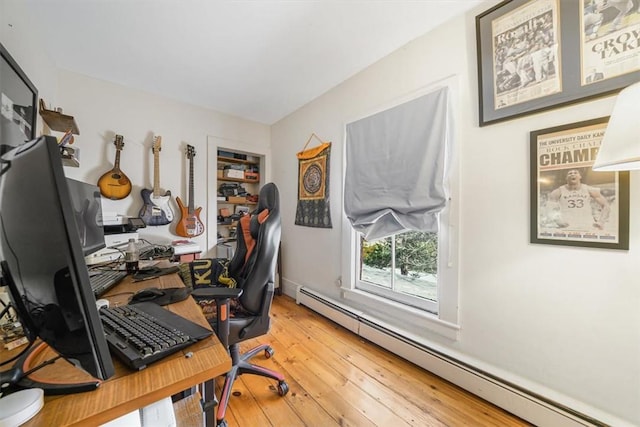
xmin=358 ymin=231 xmax=438 ymax=311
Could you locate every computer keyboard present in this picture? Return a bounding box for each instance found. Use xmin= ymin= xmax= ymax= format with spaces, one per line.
xmin=99 ymin=301 xmax=213 ymax=370
xmin=89 ymin=270 xmax=128 ymax=297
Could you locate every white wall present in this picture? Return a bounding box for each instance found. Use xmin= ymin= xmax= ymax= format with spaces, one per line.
xmin=2 ymin=1 xmax=271 ymax=256
xmin=56 ymin=70 xmax=270 ymax=253
xmin=1 ymin=0 xmax=57 ymax=129
xmin=271 ymin=5 xmax=640 ymax=427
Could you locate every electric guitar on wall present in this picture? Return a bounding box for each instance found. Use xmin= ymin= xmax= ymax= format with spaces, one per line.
xmin=176 ymin=145 xmax=205 ymax=237
xmin=139 ymin=136 xmax=174 ymax=226
xmin=97 ymin=134 xmax=132 ymax=200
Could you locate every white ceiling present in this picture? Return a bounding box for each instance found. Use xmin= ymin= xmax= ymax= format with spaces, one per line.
xmin=26 ymin=0 xmax=489 ymax=125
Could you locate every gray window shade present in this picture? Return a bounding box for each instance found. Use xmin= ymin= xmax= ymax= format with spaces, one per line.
xmin=344 ymin=86 xmax=451 ymax=240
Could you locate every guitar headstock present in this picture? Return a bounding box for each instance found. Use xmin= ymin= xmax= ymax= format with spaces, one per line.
xmin=114 ymin=134 xmax=124 ymax=150
xmin=152 ymin=136 xmax=162 ymax=154
xmin=187 ymin=144 xmax=196 ymax=159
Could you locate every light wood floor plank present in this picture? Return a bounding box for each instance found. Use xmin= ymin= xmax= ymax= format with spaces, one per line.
xmin=269 ymin=309 xmax=435 ymax=426
xmin=274 ymin=296 xmax=522 ymax=426
xmin=217 ymin=295 xmax=531 ymax=427
xmin=221 ymin=376 xmax=271 ymax=426
xmin=266 ymin=338 xmax=378 ymax=426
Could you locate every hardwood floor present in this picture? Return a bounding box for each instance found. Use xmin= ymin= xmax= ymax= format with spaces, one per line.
xmin=212 ymin=295 xmax=531 ymax=427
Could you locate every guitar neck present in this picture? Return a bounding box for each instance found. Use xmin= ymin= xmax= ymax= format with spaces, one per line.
xmin=114 ymin=149 xmax=122 ymax=170
xmin=153 ymin=149 xmax=161 ymax=197
xmin=188 ymin=157 xmax=195 ymax=213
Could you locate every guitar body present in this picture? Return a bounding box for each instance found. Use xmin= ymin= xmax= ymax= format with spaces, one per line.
xmin=176 ymin=196 xmax=205 ymax=237
xmin=140 ymin=136 xmax=174 ymax=226
xmin=97 ymin=167 xmax=132 ymax=200
xmin=175 ymin=144 xmax=205 ymax=237
xmin=139 ymin=188 xmax=174 ymax=226
xmin=98 ymin=134 xmax=131 ymax=200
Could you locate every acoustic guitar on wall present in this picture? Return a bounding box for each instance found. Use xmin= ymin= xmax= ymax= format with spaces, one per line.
xmin=97 ymin=134 xmax=132 ymax=200
xmin=176 ymin=145 xmax=205 ymax=237
xmin=139 ymin=136 xmax=174 ymax=226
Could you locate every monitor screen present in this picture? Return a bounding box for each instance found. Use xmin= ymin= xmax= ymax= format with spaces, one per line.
xmin=66 ymin=178 xmax=106 ymax=256
xmin=0 ymin=43 xmax=38 ymax=155
xmin=0 ymin=135 xmax=115 ymax=381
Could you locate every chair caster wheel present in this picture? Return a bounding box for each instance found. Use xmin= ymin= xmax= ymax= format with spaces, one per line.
xmin=277 ymin=380 xmax=289 ymax=396
xmin=264 ymin=347 xmax=275 ymax=359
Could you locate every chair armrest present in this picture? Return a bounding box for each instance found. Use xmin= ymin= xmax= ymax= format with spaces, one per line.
xmin=191 ymin=288 xmax=243 ymax=299
xmin=191 ymin=287 xmax=242 ymax=348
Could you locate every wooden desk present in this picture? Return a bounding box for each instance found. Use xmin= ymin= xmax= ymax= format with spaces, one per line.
xmin=1 ymin=273 xmax=231 ymax=426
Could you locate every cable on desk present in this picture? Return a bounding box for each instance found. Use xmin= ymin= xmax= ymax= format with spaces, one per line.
xmin=0 ymin=339 xmax=35 ymax=367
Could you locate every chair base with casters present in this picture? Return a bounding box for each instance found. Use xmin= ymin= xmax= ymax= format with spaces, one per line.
xmin=216 ymin=341 xmax=289 ymax=426
xmin=192 ymin=283 xmax=289 ymax=427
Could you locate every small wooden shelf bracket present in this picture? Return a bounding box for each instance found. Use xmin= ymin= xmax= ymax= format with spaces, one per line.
xmin=39 ymin=99 xmax=80 ymax=135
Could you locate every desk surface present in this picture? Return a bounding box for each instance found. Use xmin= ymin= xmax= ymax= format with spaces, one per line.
xmin=1 ymin=272 xmax=231 ymax=427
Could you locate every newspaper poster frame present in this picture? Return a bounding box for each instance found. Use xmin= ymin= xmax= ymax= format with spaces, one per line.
xmin=476 ymin=0 xmax=640 ymax=127
xmin=529 ymin=117 xmax=629 ymax=250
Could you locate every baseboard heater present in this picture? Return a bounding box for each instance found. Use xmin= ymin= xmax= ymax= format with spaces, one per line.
xmin=296 ymin=287 xmax=605 ymax=427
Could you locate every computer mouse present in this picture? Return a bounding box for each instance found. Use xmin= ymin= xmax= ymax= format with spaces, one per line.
xmin=130 ymin=287 xmax=166 ymax=303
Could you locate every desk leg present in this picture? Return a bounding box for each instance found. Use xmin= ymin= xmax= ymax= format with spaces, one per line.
xmin=201 ymin=379 xmax=217 ymax=427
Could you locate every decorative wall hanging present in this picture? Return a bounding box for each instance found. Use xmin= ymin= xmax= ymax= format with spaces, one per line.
xmin=476 ymin=0 xmax=640 ymax=126
xmin=529 ymin=117 xmax=629 ymax=249
xmin=295 ymin=133 xmax=332 ymax=228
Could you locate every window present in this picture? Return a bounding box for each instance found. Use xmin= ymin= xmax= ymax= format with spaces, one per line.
xmin=358 ymin=231 xmax=438 ymax=312
xmin=342 ymin=78 xmax=459 ymax=330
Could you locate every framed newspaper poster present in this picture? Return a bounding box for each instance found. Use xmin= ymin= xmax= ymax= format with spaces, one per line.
xmin=477 ymin=0 xmax=640 ymax=126
xmin=530 ymin=117 xmax=629 ymax=249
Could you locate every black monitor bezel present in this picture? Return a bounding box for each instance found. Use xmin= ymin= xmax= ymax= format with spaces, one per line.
xmin=0 ymin=135 xmax=114 ymax=381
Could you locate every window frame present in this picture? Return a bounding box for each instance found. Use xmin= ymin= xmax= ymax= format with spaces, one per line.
xmin=356 ymin=232 xmax=439 ymax=313
xmin=340 ymin=76 xmax=460 ymax=340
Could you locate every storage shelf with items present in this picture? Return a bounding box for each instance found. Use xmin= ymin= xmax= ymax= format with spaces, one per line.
xmin=38 ymin=99 xmax=80 ymax=167
xmin=217 ymin=176 xmax=258 ymax=184
xmin=216 ymin=149 xmax=263 ymax=259
xmin=217 ymin=155 xmax=260 ymax=183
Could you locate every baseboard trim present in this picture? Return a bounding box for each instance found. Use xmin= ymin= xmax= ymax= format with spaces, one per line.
xmin=294 ymin=285 xmax=609 ymax=427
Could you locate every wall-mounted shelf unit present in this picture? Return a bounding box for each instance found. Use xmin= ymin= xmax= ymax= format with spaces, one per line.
xmin=39 ymin=99 xmax=80 ymax=167
xmin=39 ymin=109 xmax=80 ymax=134
xmin=39 ymin=99 xmax=80 ymax=134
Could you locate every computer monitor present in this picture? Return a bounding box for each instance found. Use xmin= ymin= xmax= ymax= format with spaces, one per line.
xmin=66 ymin=178 xmax=106 ymax=257
xmin=0 ymin=135 xmax=115 ymax=388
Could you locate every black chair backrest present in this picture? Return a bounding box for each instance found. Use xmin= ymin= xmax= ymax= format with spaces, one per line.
xmin=229 ymin=183 xmax=281 ymax=314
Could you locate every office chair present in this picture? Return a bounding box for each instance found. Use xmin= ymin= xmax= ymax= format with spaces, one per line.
xmin=191 ymin=182 xmax=288 ymax=427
